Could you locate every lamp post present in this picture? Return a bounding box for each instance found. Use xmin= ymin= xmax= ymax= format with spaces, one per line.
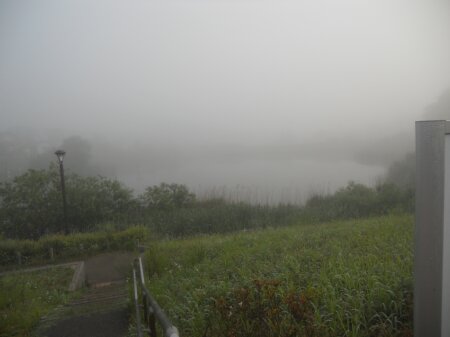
xmin=55 ymin=150 xmax=68 ymax=234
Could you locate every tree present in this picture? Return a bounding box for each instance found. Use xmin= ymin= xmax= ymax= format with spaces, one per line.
xmin=65 ymin=174 xmax=136 ymax=231
xmin=0 ymin=168 xmax=61 ymax=238
xmin=332 ymin=182 xmax=378 ymax=218
xmin=140 ymin=183 xmax=196 ymax=210
xmin=0 ymin=131 xmax=39 ymax=182
xmin=0 ymin=167 xmax=136 ymax=239
xmin=384 ymin=152 xmax=415 ymax=189
xmin=380 ymin=88 xmax=450 ymax=190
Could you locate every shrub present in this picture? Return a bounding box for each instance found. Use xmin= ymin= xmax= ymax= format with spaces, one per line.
xmin=0 ymin=226 xmax=149 ymax=268
xmin=140 ymin=183 xmax=196 ymax=210
xmin=212 ymin=280 xmax=321 ymax=337
xmin=0 ymin=167 xmax=136 ymax=239
xmin=303 ymin=182 xmax=414 ymax=222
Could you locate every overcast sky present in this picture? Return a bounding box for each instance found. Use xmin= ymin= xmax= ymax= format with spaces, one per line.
xmin=0 ymin=0 xmax=449 ymax=202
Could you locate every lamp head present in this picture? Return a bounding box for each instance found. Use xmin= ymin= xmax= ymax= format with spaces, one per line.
xmin=54 ymin=150 xmax=66 ymax=164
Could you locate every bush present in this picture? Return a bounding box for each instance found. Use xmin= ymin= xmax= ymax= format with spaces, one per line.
xmin=212 ymin=280 xmax=321 ymax=337
xmin=303 ymin=182 xmax=414 ymax=222
xmin=0 ymin=167 xmax=136 ymax=239
xmin=0 ymin=169 xmax=415 ymax=242
xmin=141 ymin=203 xmax=303 ymax=238
xmin=140 ymin=183 xmax=196 ymax=210
xmin=0 ymin=226 xmax=149 ymax=268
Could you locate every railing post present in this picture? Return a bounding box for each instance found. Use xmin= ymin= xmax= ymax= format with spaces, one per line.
xmin=142 ymin=293 xmax=149 ymax=332
xmin=138 ymin=257 xmax=156 ymax=337
xmin=49 ymin=247 xmax=54 ymax=261
xmin=139 ymin=257 xmax=146 ymax=285
xmin=136 ymin=256 xmax=179 ymax=337
xmin=133 ymin=268 xmax=143 ymax=337
xmin=149 ymin=306 xmax=157 ymax=337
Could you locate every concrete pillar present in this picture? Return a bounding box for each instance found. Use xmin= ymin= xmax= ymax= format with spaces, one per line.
xmin=415 ymin=120 xmax=450 ymax=337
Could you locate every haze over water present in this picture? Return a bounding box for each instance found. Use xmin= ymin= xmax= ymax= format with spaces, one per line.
xmin=1 ymin=0 xmax=449 ymax=203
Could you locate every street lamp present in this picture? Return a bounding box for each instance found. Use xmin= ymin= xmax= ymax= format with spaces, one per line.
xmin=55 ymin=150 xmax=68 ymax=234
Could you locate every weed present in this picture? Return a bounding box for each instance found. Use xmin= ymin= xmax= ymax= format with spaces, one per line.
xmin=144 ymin=215 xmax=413 ymax=337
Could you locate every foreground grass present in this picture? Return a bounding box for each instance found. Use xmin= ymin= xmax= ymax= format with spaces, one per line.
xmin=145 ymin=215 xmax=413 ymax=337
xmin=0 ymin=267 xmax=76 ymax=337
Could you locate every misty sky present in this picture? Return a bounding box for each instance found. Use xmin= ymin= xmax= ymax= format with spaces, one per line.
xmin=1 ymin=0 xmax=449 ymax=202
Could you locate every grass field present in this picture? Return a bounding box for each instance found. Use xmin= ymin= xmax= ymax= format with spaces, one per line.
xmin=0 ymin=267 xmax=77 ymax=337
xmin=144 ymin=214 xmax=413 ymax=337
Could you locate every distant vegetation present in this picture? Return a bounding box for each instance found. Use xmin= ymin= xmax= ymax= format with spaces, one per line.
xmin=303 ymin=181 xmax=414 ymax=222
xmin=143 ymin=215 xmax=413 ymax=337
xmin=0 ymin=166 xmax=136 ymax=239
xmin=0 ymin=167 xmax=414 ymax=240
xmin=384 ymin=153 xmax=415 ymax=189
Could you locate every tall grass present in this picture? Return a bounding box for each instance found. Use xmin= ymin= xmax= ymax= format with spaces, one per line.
xmin=141 ymin=202 xmax=303 ymax=238
xmin=0 ymin=267 xmax=77 ymax=337
xmin=0 ymin=226 xmax=149 ymax=269
xmin=136 ymin=182 xmax=414 ymax=238
xmin=144 ymin=215 xmax=413 ymax=337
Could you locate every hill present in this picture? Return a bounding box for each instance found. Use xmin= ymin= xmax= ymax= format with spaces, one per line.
xmin=144 ymin=215 xmax=413 ymax=337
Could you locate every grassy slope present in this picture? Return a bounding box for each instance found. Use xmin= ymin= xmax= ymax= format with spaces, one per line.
xmin=145 ymin=215 xmax=413 ymax=337
xmin=0 ymin=267 xmax=77 ymax=337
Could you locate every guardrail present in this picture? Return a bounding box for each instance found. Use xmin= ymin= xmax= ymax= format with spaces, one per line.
xmin=132 ymin=257 xmax=180 ymax=337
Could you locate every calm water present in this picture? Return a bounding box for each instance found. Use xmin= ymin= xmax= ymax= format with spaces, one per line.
xmin=122 ymin=158 xmax=384 ymax=205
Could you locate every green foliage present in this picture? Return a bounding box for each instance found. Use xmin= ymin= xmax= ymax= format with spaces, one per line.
xmin=0 ymin=169 xmax=61 ymax=239
xmin=0 ymin=267 xmax=76 ymax=337
xmin=0 ymin=167 xmax=135 ymax=239
xmin=65 ymin=174 xmax=137 ymax=231
xmin=142 ymin=202 xmax=302 ymax=238
xmin=0 ymin=167 xmax=414 ymax=241
xmin=385 ymin=153 xmax=415 ymax=189
xmin=140 ymin=183 xmax=196 ymax=210
xmin=0 ymin=226 xmax=149 ymax=268
xmin=144 ymin=215 xmax=413 ymax=337
xmin=304 ymin=182 xmax=414 ymax=222
xmin=137 ymin=181 xmax=413 ymax=238
xmin=375 ymin=183 xmax=414 ymax=214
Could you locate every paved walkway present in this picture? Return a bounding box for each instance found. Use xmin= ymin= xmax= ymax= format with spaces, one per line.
xmin=36 ymin=252 xmax=135 ymax=337
xmin=0 ymin=261 xmax=82 ymax=277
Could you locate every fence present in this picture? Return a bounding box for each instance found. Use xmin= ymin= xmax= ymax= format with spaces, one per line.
xmin=132 ymin=257 xmax=180 ymax=337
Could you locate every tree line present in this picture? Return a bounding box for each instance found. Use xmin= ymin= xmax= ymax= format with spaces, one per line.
xmin=0 ymin=166 xmax=196 ymax=239
xmin=0 ymin=164 xmax=415 ymax=240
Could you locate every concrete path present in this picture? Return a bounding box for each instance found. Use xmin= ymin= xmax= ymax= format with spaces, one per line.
xmin=36 ymin=252 xmax=135 ymax=337
xmin=0 ymin=261 xmax=82 ymax=277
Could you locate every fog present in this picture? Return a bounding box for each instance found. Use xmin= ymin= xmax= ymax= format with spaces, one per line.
xmin=1 ymin=0 xmax=449 ymax=203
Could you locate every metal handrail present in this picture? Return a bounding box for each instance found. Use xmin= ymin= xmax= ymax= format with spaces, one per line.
xmin=132 ymin=268 xmax=143 ymax=337
xmin=133 ymin=257 xmax=180 ymax=337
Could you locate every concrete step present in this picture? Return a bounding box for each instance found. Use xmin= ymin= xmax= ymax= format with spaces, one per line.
xmin=70 ymin=290 xmax=128 ymax=302
xmin=41 ymin=300 xmax=129 ymax=323
xmin=39 ymin=284 xmax=129 ymax=326
xmin=68 ymin=294 xmax=128 ymax=306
